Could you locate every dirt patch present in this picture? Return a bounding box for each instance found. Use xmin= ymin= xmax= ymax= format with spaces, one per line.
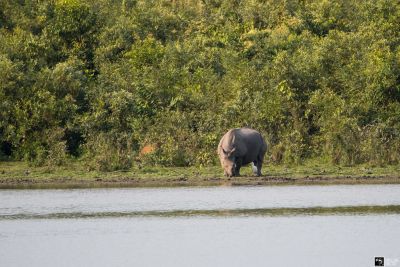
xmin=0 ymin=174 xmax=400 ymax=189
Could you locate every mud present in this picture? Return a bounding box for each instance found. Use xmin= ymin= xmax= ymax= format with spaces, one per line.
xmin=0 ymin=174 xmax=399 ymax=189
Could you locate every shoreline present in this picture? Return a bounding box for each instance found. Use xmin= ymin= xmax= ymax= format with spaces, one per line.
xmin=1 ymin=161 xmax=400 ymax=189
xmin=1 ymin=175 xmax=400 ymax=189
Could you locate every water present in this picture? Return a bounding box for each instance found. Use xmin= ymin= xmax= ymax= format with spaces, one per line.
xmin=2 ymin=184 xmax=400 ymax=216
xmin=1 ymin=184 xmax=400 ymax=267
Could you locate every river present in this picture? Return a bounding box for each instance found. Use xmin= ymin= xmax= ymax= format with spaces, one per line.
xmin=1 ymin=184 xmax=400 ymax=266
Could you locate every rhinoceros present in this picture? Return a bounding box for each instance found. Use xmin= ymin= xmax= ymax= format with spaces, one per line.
xmin=217 ymin=128 xmax=267 ymax=177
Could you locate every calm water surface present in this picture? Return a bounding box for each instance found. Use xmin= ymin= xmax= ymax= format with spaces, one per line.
xmin=1 ymin=184 xmax=400 ymax=216
xmin=1 ymin=184 xmax=400 ymax=267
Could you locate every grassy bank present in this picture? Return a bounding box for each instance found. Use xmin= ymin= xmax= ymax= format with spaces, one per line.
xmin=1 ymin=160 xmax=400 ymax=189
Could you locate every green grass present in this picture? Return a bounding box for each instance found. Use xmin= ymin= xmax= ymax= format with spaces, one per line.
xmin=0 ymin=159 xmax=399 ymax=188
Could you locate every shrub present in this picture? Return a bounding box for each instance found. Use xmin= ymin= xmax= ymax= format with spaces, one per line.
xmin=84 ymin=132 xmax=134 ymax=171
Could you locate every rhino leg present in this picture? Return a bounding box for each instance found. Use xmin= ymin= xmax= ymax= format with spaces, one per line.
xmin=256 ymin=162 xmax=262 ymax=176
xmin=234 ymin=158 xmax=242 ymax=176
xmin=255 ymin=154 xmax=264 ymax=176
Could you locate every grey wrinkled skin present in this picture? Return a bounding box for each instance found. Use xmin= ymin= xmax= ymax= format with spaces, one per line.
xmin=217 ymin=128 xmax=267 ymax=177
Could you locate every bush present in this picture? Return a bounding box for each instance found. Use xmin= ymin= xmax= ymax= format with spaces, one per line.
xmin=360 ymin=124 xmax=400 ymax=166
xmin=2 ymin=0 xmax=400 ymax=169
xmin=28 ymin=128 xmax=67 ymax=167
xmin=84 ymin=132 xmax=134 ymax=171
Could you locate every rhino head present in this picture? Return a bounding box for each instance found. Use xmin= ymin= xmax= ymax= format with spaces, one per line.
xmin=220 ymin=147 xmax=237 ymax=177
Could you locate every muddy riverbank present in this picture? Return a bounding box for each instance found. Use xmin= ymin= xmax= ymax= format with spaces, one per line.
xmin=1 ymin=174 xmax=400 ymax=189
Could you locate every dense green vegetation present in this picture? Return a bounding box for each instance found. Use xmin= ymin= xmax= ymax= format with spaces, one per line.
xmin=1 ymin=0 xmax=400 ymax=171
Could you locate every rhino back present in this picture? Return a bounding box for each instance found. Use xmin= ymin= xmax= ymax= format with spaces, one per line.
xmin=219 ymin=128 xmax=265 ymax=156
xmin=235 ymin=128 xmax=266 ymax=163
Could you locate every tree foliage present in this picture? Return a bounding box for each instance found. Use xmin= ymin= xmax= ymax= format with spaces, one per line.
xmin=1 ymin=0 xmax=400 ymax=168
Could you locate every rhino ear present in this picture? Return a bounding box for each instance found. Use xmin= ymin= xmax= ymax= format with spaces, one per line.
xmin=222 ymin=148 xmax=228 ymax=155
